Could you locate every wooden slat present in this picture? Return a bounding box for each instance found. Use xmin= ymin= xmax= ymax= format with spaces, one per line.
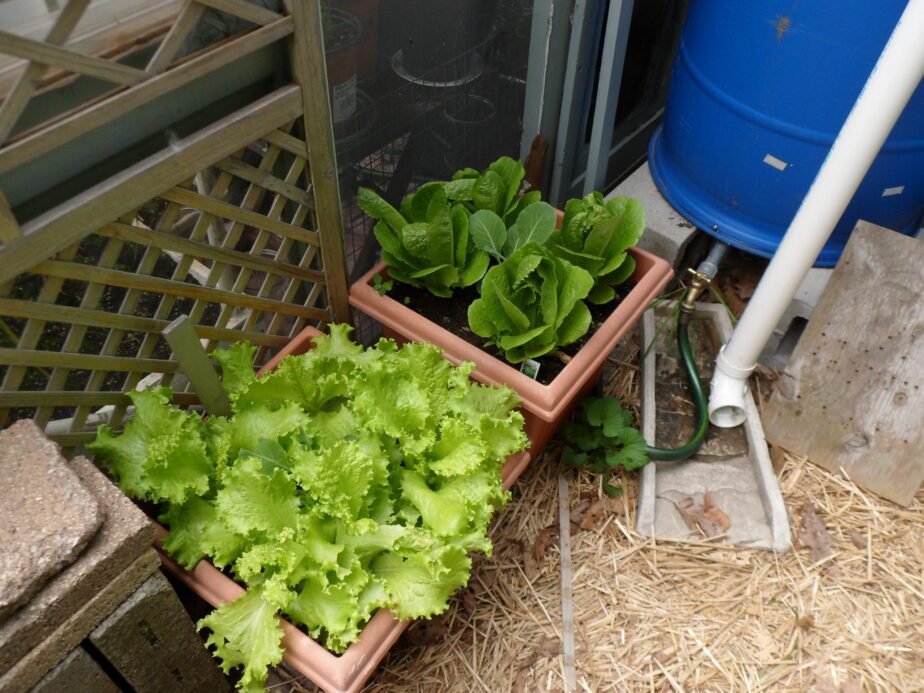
xmin=31 ymin=259 xmax=329 ymax=320
xmin=160 ymin=186 xmax=319 ymax=245
xmin=198 ymin=0 xmax=284 ymax=25
xmin=0 ymin=391 xmax=200 ymax=407
xmin=0 ymin=86 xmax=302 ymax=285
xmin=0 ymin=0 xmax=93 ymax=143
xmin=100 ymin=222 xmax=325 ymax=283
xmin=763 ymin=222 xmax=924 ymax=506
xmin=0 ymin=348 xmax=180 ymax=373
xmin=0 ymin=298 xmax=291 ymax=347
xmin=0 ymin=30 xmax=149 ymax=86
xmin=146 ymin=0 xmax=206 ymax=74
xmin=0 ymin=190 xmax=19 ymax=243
xmin=163 ymin=315 xmax=231 ymax=416
xmin=288 ymin=0 xmax=351 ymax=324
xmin=261 ymin=127 xmax=308 ymax=157
xmin=0 ymin=18 xmax=295 ymax=174
xmin=47 ymin=431 xmax=107 ymax=446
xmin=215 ymin=156 xmax=314 ymax=208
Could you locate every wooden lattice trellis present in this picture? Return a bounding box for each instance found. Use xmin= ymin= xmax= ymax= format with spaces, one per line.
xmin=0 ymin=1 xmax=351 ymax=446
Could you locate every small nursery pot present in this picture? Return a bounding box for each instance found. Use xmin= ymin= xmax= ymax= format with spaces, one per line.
xmin=153 ymin=325 xmax=531 ymax=693
xmin=351 ymin=248 xmax=674 ymax=456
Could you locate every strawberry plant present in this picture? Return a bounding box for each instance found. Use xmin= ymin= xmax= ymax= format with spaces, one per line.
xmin=559 ymin=397 xmax=649 ymax=486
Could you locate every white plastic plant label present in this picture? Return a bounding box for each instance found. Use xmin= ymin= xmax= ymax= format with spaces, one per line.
xmin=520 ymin=358 xmax=541 ymax=380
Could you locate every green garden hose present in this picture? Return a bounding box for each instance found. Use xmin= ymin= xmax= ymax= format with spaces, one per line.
xmin=645 ymin=312 xmax=709 ymax=462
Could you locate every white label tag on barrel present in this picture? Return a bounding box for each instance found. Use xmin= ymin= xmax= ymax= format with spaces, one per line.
xmin=763 ymin=153 xmax=789 ymax=171
xmin=332 ymin=74 xmax=357 ymax=123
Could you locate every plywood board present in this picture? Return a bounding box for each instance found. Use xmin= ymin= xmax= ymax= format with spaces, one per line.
xmin=763 ymin=222 xmax=924 ymax=506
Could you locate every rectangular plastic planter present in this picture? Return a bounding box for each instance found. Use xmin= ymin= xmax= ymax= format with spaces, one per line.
xmin=350 ymin=247 xmax=674 ymax=456
xmin=152 ymin=325 xmax=532 ymax=693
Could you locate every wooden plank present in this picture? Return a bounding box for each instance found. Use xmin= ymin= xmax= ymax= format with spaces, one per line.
xmin=763 ymin=221 xmax=924 ymax=506
xmin=0 ymin=18 xmax=294 ymax=174
xmin=0 ymin=298 xmax=291 ymax=348
xmin=146 ymin=1 xmax=206 ymax=74
xmin=100 ymin=222 xmax=325 ymax=283
xmin=0 ymin=347 xmax=180 ymax=373
xmin=0 ymin=85 xmax=302 ymax=285
xmin=557 ymin=475 xmax=577 ymax=693
xmin=162 ymin=315 xmax=231 ymax=416
xmin=261 ymin=127 xmax=308 ymax=158
xmin=0 ymin=190 xmax=19 ymax=243
xmin=287 ymin=0 xmax=351 ymax=325
xmin=30 ymin=259 xmax=329 ymax=320
xmin=0 ymin=0 xmax=93 ymax=143
xmin=0 ymin=391 xmax=199 ymax=407
xmin=159 ymin=185 xmax=319 ymax=245
xmin=197 ymin=0 xmax=284 ymax=25
xmin=0 ymin=30 xmax=149 ymax=86
xmin=215 ymin=156 xmax=314 ymax=208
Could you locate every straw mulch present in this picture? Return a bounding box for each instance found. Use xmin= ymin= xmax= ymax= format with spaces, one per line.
xmin=273 ymin=342 xmax=924 ymax=693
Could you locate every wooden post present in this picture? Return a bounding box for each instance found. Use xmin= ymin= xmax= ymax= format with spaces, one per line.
xmin=162 ymin=315 xmax=232 ymax=417
xmin=286 ymin=0 xmax=352 ymax=325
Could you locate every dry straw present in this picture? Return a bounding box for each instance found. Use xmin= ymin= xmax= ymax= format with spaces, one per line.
xmin=271 ymin=338 xmax=924 ymax=692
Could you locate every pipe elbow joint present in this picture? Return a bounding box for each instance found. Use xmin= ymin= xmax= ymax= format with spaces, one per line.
xmin=708 ymin=347 xmax=752 ymax=428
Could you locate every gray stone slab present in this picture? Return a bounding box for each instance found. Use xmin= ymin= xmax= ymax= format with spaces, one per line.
xmin=605 ymin=161 xmax=698 ymax=267
xmin=90 ymin=571 xmax=230 ymax=693
xmin=1 ymin=550 xmax=159 ymax=693
xmin=761 ymin=267 xmax=834 ymax=370
xmin=0 ymin=421 xmax=102 ymax=622
xmin=31 ymin=646 xmax=119 ymax=693
xmin=637 ymin=305 xmax=791 ymax=552
xmin=0 ymin=456 xmax=153 ymax=676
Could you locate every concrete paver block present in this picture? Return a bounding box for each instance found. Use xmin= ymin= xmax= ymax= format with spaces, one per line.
xmin=605 ymin=161 xmax=698 ymax=267
xmin=0 ymin=550 xmax=159 ymax=693
xmin=90 ymin=571 xmax=230 ymax=693
xmin=761 ymin=267 xmax=834 ymax=369
xmin=0 ymin=456 xmax=153 ymax=676
xmin=31 ymin=647 xmax=118 ymax=693
xmin=0 ymin=421 xmax=101 ymax=621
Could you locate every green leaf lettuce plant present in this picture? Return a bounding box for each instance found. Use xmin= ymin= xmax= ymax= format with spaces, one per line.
xmin=552 ymin=192 xmax=644 ymax=304
xmin=447 ymin=155 xmax=541 ymax=225
xmin=89 ymin=325 xmax=527 ymax=692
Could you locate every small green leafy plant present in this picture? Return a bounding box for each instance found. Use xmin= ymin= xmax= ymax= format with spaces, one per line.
xmin=468 ymin=242 xmax=594 ymax=363
xmin=469 ymin=202 xmax=558 ymax=262
xmin=560 ymin=397 xmax=649 ymax=482
xmin=89 ymin=325 xmax=527 ymax=692
xmin=358 ymin=184 xmax=489 ymax=297
xmin=551 ymin=192 xmax=644 ymax=304
xmin=371 ymin=273 xmax=392 ymax=295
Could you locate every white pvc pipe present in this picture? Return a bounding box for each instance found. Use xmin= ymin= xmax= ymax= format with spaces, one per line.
xmin=709 ymin=0 xmax=924 ymax=428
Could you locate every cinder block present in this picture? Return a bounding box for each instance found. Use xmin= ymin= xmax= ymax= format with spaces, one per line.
xmin=605 ymin=161 xmax=698 ymax=267
xmin=31 ymin=647 xmax=118 ymax=693
xmin=0 ymin=421 xmax=102 ymax=621
xmin=761 ymin=267 xmax=834 ymax=369
xmin=0 ymin=456 xmax=153 ymax=676
xmin=90 ymin=572 xmax=230 ymax=693
xmin=0 ymin=550 xmax=159 ymax=693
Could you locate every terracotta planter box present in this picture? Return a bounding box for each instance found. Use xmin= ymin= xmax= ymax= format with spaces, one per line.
xmin=152 ymin=325 xmax=532 ymax=693
xmin=350 ymin=247 xmax=674 ymax=456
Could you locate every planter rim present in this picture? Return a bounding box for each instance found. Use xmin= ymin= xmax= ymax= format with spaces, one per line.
xmin=350 ymin=247 xmax=674 ymax=421
xmin=152 ymin=324 xmax=532 ymax=693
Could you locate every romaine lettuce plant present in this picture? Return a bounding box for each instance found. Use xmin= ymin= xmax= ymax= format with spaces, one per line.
xmin=552 ymin=192 xmax=644 ymax=304
xmin=89 ymin=326 xmax=527 ymax=692
xmin=467 ymin=242 xmax=595 ymax=363
xmin=469 ymin=201 xmax=557 ymax=262
xmin=358 ymin=183 xmax=489 ymax=297
xmin=447 ymin=156 xmax=541 ymax=225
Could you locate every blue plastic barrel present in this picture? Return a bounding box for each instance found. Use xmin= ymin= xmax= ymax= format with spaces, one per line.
xmin=648 ymin=1 xmax=924 ymax=266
